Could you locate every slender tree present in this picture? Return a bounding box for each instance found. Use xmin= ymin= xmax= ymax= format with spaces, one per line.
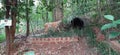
xmin=26 ymin=0 xmax=29 ymax=36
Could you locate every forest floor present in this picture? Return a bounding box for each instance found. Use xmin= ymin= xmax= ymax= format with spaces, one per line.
xmin=0 ymin=29 xmax=100 ymax=55
xmin=13 ymin=35 xmax=100 ymax=55
xmin=0 ymin=37 xmax=100 ymax=55
xmin=30 ymin=37 xmax=99 ymax=55
xmin=1 ymin=28 xmax=120 ymax=55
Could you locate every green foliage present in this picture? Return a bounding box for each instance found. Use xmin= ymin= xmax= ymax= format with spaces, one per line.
xmin=101 ymin=15 xmax=120 ymax=39
xmin=38 ymin=28 xmax=82 ymax=38
xmin=63 ymin=0 xmax=67 ymax=4
xmin=109 ymin=31 xmax=120 ymax=39
xmin=41 ymin=0 xmax=55 ymax=12
xmin=97 ymin=42 xmax=119 ymax=55
xmin=0 ymin=2 xmax=5 ymax=19
xmin=101 ymin=15 xmax=119 ymax=31
xmin=0 ymin=23 xmax=5 ymax=29
xmin=113 ymin=19 xmax=120 ymax=24
xmin=29 ymin=0 xmax=34 ymax=6
xmin=86 ymin=27 xmax=119 ymax=55
xmin=101 ymin=23 xmax=116 ymax=31
xmin=104 ymin=15 xmax=114 ymax=21
xmin=62 ymin=17 xmax=69 ymax=25
xmin=0 ymin=34 xmax=5 ymax=43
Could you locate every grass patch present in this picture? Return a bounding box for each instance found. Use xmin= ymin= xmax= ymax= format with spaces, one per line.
xmin=37 ymin=28 xmax=83 ymax=38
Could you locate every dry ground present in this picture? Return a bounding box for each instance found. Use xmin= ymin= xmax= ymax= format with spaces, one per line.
xmin=13 ymin=37 xmax=100 ymax=55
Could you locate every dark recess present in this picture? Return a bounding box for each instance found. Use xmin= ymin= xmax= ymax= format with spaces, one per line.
xmin=70 ymin=17 xmax=84 ymax=29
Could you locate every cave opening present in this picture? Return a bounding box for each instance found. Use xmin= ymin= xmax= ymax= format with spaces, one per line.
xmin=70 ymin=17 xmax=84 ymax=29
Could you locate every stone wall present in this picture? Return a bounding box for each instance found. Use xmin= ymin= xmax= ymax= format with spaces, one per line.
xmin=15 ymin=37 xmax=80 ymax=55
xmin=29 ymin=37 xmax=79 ymax=44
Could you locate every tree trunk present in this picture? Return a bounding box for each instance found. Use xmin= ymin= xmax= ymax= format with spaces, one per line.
xmin=97 ymin=0 xmax=103 ymax=24
xmin=5 ymin=0 xmax=17 ymax=55
xmin=53 ymin=0 xmax=63 ymax=21
xmin=5 ymin=0 xmax=11 ymax=55
xmin=42 ymin=13 xmax=45 ymax=22
xmin=10 ymin=0 xmax=17 ymax=54
xmin=26 ymin=9 xmax=29 ymax=36
xmin=26 ymin=0 xmax=29 ymax=36
xmin=46 ymin=11 xmax=48 ymax=22
xmin=45 ymin=0 xmax=49 ymax=22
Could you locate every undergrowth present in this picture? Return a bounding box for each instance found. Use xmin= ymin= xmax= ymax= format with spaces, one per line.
xmin=34 ymin=24 xmax=120 ymax=55
xmin=86 ymin=27 xmax=119 ymax=55
xmin=38 ymin=28 xmax=83 ymax=38
xmin=0 ymin=34 xmax=5 ymax=43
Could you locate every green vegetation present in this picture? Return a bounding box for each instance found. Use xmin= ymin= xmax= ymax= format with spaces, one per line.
xmin=0 ymin=33 xmax=5 ymax=43
xmin=0 ymin=28 xmax=5 ymax=43
xmin=86 ymin=27 xmax=119 ymax=55
xmin=39 ymin=28 xmax=83 ymax=38
xmin=0 ymin=0 xmax=120 ymax=55
xmin=101 ymin=15 xmax=120 ymax=39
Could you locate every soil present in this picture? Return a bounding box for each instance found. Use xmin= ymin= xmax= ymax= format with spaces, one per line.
xmin=0 ymin=29 xmax=100 ymax=55
xmin=13 ymin=37 xmax=99 ymax=55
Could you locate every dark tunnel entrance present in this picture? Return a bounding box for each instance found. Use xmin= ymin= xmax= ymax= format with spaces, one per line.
xmin=70 ymin=17 xmax=84 ymax=29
